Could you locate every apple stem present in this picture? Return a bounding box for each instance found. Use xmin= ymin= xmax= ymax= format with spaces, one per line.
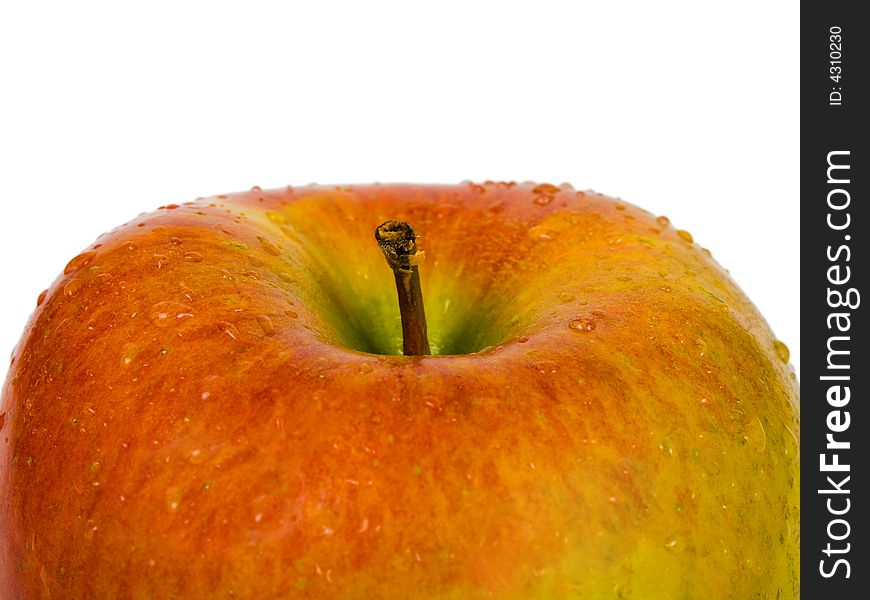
xmin=375 ymin=220 xmax=431 ymax=356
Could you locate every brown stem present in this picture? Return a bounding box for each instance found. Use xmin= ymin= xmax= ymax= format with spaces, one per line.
xmin=375 ymin=220 xmax=430 ymax=356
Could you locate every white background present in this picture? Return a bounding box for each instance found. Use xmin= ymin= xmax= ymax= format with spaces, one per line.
xmin=0 ymin=1 xmax=800 ymax=376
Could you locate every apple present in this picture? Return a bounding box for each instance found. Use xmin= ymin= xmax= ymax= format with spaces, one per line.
xmin=0 ymin=182 xmax=799 ymax=598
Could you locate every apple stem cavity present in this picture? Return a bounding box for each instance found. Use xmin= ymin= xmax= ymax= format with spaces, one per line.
xmin=375 ymin=220 xmax=431 ymax=356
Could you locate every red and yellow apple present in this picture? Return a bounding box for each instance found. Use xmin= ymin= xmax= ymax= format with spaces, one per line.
xmin=0 ymin=183 xmax=799 ymax=598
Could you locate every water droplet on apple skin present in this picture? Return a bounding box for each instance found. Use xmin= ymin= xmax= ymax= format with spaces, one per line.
xmin=36 ymin=290 xmax=48 ymax=306
xmin=149 ymin=302 xmax=194 ymax=328
xmin=532 ymin=183 xmax=561 ymax=196
xmin=528 ymin=225 xmax=557 ymax=241
xmin=256 ymin=314 xmax=275 ymax=336
xmin=64 ymin=251 xmax=98 ymax=275
xmin=63 ymin=278 xmax=83 ymax=297
xmin=656 ymin=216 xmax=671 ymax=227
xmin=258 ymin=236 xmax=281 ymax=256
xmin=183 ymin=251 xmax=203 ymax=263
xmin=676 ymin=230 xmax=694 ymax=243
xmin=217 ymin=321 xmax=241 ymax=340
xmin=266 ymin=211 xmax=287 ymax=225
xmin=773 ymin=340 xmax=790 ymax=363
xmin=568 ymin=317 xmax=596 ymax=332
xmin=120 ymin=343 xmax=138 ymax=367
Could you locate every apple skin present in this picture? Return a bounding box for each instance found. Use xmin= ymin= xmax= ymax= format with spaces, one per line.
xmin=0 ymin=183 xmax=799 ymax=598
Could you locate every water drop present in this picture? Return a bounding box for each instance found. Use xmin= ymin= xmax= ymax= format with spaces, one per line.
xmin=248 ymin=254 xmax=265 ymax=267
xmin=171 ymin=237 xmax=183 ymax=245
xmin=559 ymin=292 xmax=575 ymax=303
xmin=64 ymin=251 xmax=97 ymax=274
xmin=153 ymin=254 xmax=169 ymax=269
xmin=120 ymin=343 xmax=138 ymax=367
xmin=533 ymin=195 xmax=554 ymax=206
xmin=359 ymin=363 xmax=374 ymax=374
xmin=656 ymin=216 xmax=670 ymax=227
xmin=150 ymin=302 xmax=194 ymax=327
xmin=63 ymin=278 xmax=83 ymax=297
xmin=528 ymin=225 xmax=556 ymax=241
xmin=217 ymin=321 xmax=241 ymax=340
xmin=615 ymin=203 xmax=626 ymax=211
xmin=256 ymin=314 xmax=275 ymax=336
xmin=183 ymin=251 xmax=203 ymax=263
xmin=532 ymin=183 xmax=560 ymax=196
xmin=568 ymin=317 xmax=596 ymax=332
xmin=676 ymin=230 xmax=694 ymax=243
xmin=773 ymin=340 xmax=790 ymax=363
xmin=36 ymin=290 xmax=48 ymax=306
xmin=517 ymin=336 xmax=530 ymax=343
xmin=251 ymin=185 xmax=262 ymax=192
xmin=258 ymin=236 xmax=281 ymax=256
xmin=123 ymin=241 xmax=138 ymax=251
xmin=285 ymin=310 xmax=299 ymax=319
xmin=266 ymin=211 xmax=286 ymax=224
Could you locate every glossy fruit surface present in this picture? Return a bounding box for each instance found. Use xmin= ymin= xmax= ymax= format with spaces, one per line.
xmin=0 ymin=183 xmax=799 ymax=598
